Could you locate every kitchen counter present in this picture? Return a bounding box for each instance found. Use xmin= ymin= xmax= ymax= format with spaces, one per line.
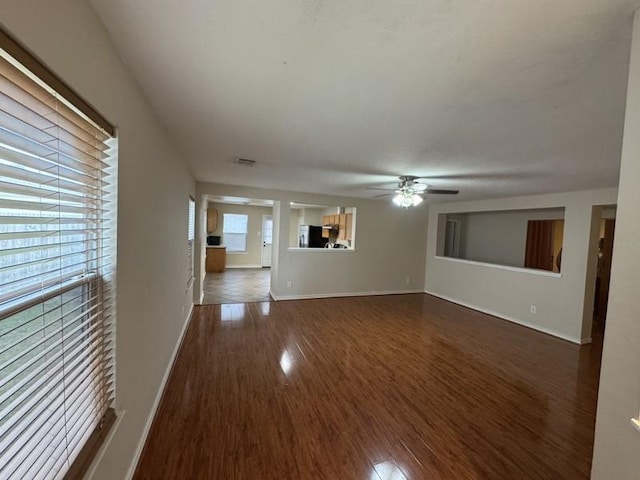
xmin=206 ymin=245 xmax=226 ymax=249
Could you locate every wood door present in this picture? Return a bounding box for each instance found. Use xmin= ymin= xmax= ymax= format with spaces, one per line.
xmin=524 ymin=220 xmax=554 ymax=271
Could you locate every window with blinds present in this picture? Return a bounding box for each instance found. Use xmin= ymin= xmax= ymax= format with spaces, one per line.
xmin=0 ymin=32 xmax=116 ymax=480
xmin=223 ymin=213 xmax=248 ymax=252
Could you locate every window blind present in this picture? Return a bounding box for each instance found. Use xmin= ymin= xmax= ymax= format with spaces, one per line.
xmin=223 ymin=213 xmax=248 ymax=252
xmin=0 ymin=38 xmax=116 ymax=480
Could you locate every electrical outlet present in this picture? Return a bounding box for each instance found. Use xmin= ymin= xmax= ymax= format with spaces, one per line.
xmin=530 ymin=305 xmax=537 ymax=314
xmin=287 ymin=281 xmax=292 ymax=288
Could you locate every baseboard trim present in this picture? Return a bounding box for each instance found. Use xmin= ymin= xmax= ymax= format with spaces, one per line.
xmin=270 ymin=289 xmax=423 ymax=301
xmin=424 ymin=290 xmax=581 ymax=345
xmin=124 ymin=303 xmax=195 ymax=480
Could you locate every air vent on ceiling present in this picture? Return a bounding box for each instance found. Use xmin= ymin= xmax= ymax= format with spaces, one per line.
xmin=234 ymin=158 xmax=256 ymax=167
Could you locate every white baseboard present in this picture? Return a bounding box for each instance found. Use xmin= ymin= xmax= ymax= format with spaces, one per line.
xmin=424 ymin=290 xmax=581 ymax=345
xmin=270 ymin=289 xmax=422 ymax=301
xmin=124 ymin=303 xmax=195 ymax=480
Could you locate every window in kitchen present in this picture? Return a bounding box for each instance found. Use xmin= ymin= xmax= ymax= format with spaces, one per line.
xmin=223 ymin=213 xmax=248 ymax=252
xmin=187 ymin=197 xmax=195 ymax=282
xmin=0 ymin=28 xmax=117 ymax=479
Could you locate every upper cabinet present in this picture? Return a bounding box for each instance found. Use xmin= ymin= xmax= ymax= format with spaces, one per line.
xmin=322 ymin=213 xmax=353 ymax=240
xmin=345 ymin=213 xmax=353 ymax=241
xmin=207 ymin=207 xmax=218 ymax=233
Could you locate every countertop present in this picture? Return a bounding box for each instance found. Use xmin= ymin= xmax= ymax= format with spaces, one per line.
xmin=206 ymin=245 xmax=226 ymax=249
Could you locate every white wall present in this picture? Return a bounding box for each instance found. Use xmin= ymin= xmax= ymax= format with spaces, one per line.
xmin=452 ymin=208 xmax=565 ymax=267
xmin=208 ymin=203 xmax=273 ymax=267
xmin=591 ymin=10 xmax=640 ymax=480
xmin=0 ymin=1 xmax=196 ymax=479
xmin=425 ymin=189 xmax=617 ymax=344
xmin=301 ymin=207 xmax=324 ymax=226
xmin=196 ymin=183 xmax=428 ymax=301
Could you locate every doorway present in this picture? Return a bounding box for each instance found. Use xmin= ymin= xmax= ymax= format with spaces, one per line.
xmin=593 ymin=218 xmax=615 ymax=335
xmin=202 ymin=195 xmax=274 ymax=304
xmin=261 ymin=215 xmax=273 ymax=268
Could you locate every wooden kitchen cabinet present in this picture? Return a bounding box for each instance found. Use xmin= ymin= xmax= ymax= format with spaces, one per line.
xmin=322 ymin=213 xmax=353 ymax=241
xmin=207 ymin=208 xmax=218 ymax=233
xmin=206 ymin=247 xmax=226 ymax=273
xmin=345 ymin=213 xmax=353 ymax=241
xmin=338 ymin=214 xmax=347 ymax=240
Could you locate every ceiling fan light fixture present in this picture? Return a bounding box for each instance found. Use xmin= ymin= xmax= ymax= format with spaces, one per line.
xmin=400 ymin=193 xmax=414 ymax=208
xmin=392 ymin=188 xmax=424 ymax=209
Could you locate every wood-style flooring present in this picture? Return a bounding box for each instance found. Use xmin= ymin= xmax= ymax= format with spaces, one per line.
xmin=134 ymin=294 xmax=602 ymax=480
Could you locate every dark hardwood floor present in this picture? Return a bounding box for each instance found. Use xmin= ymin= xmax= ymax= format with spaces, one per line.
xmin=133 ymin=294 xmax=602 ymax=480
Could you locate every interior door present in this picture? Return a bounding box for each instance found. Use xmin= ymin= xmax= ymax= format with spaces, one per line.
xmin=524 ymin=220 xmax=554 ymax=271
xmin=261 ymin=215 xmax=273 ymax=268
xmin=596 ymin=219 xmax=615 ymax=323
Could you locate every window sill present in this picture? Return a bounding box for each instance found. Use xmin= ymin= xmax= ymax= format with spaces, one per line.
xmin=287 ymin=247 xmax=356 ymax=253
xmin=434 ymin=255 xmax=562 ymax=278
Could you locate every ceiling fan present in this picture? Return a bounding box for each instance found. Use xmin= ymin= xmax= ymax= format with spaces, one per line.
xmin=373 ymin=176 xmax=459 ymax=208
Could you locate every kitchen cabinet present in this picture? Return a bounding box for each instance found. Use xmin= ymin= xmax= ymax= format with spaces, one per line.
xmin=206 ymin=246 xmax=226 ymax=273
xmin=322 ymin=213 xmax=353 ymax=241
xmin=207 ymin=208 xmax=218 ymax=233
xmin=345 ymin=213 xmax=353 ymax=241
xmin=321 ymin=215 xmax=333 ymax=238
xmin=338 ymin=214 xmax=347 ymax=240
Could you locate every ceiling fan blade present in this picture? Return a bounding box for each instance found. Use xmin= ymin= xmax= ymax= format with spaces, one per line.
xmin=423 ymin=189 xmax=459 ymax=195
xmin=366 ymin=187 xmax=397 ymax=191
xmin=373 ymin=193 xmax=393 ymax=198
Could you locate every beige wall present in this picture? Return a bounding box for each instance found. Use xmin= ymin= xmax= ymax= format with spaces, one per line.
xmin=0 ymin=1 xmax=196 ymax=479
xmin=196 ymin=183 xmax=428 ymax=301
xmin=592 ymin=10 xmax=640 ymax=480
xmin=451 ymin=208 xmax=565 ymax=267
xmin=425 ymin=188 xmax=617 ymax=344
xmin=208 ymin=203 xmax=273 ymax=267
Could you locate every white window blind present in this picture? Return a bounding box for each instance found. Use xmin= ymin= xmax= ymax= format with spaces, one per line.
xmin=187 ymin=197 xmax=195 ymax=282
xmin=0 ymin=40 xmax=116 ymax=480
xmin=223 ymin=213 xmax=248 ymax=252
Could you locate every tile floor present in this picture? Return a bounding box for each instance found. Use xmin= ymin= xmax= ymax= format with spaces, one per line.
xmin=202 ymin=268 xmax=271 ymax=304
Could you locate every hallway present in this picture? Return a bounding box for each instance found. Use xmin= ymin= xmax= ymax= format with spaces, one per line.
xmin=202 ymin=268 xmax=271 ymax=304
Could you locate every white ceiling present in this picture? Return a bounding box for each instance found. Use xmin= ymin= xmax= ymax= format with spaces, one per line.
xmin=90 ymin=0 xmax=637 ymax=202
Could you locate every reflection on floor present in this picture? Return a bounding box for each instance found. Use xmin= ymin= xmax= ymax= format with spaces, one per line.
xmin=202 ymin=268 xmax=271 ymax=304
xmin=136 ymin=294 xmax=603 ymax=479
